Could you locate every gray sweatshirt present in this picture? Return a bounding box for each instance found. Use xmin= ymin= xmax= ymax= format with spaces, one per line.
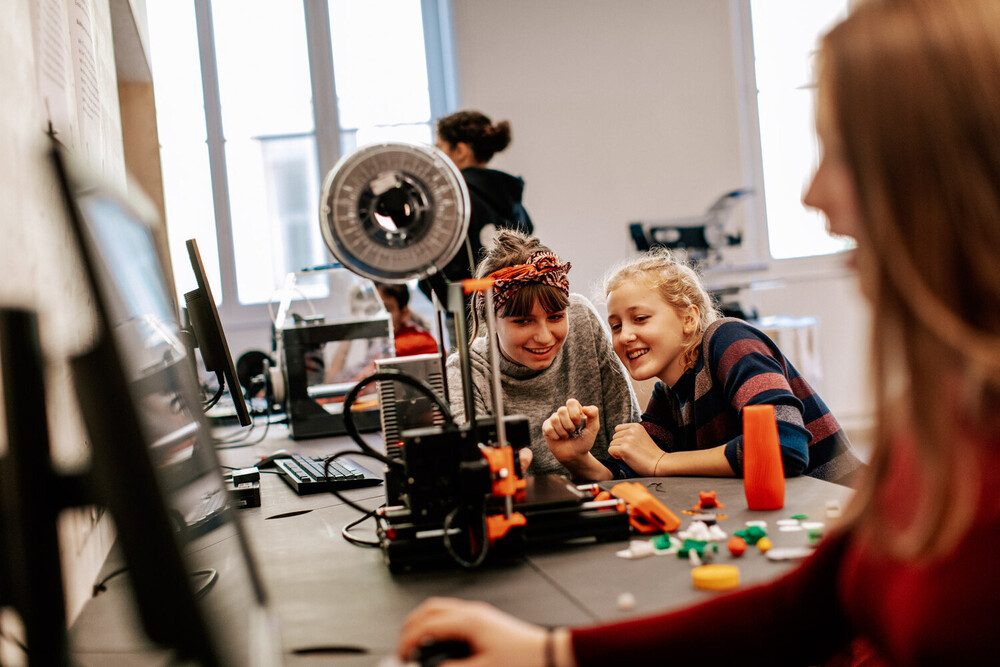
xmin=446 ymin=294 xmax=640 ymax=477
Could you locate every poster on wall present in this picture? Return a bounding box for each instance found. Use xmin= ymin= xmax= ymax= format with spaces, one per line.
xmin=29 ymin=0 xmax=103 ymax=160
xmin=31 ymin=0 xmax=77 ymax=149
xmin=68 ymin=0 xmax=102 ymax=161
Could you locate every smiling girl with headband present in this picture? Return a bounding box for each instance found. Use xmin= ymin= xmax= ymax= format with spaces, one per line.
xmin=448 ymin=229 xmax=639 ymax=480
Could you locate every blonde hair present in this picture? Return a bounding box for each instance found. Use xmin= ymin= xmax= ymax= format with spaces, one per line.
xmin=602 ymin=248 xmax=720 ymax=372
xmin=822 ymin=0 xmax=1000 ymax=556
xmin=469 ymin=229 xmax=570 ymax=340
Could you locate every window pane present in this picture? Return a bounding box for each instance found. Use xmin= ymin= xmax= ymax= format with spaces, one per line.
xmin=329 ymin=0 xmax=433 ymax=136
xmin=146 ymin=0 xmax=221 ymax=305
xmin=211 ymin=0 xmax=327 ymax=305
xmin=751 ymin=0 xmax=854 ymax=260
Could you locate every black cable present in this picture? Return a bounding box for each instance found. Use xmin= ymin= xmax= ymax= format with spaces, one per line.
xmin=202 ymin=374 xmax=225 ymax=408
xmin=341 ymin=369 xmax=455 ymax=468
xmin=214 ymin=398 xmax=277 ymax=449
xmin=340 ymin=507 xmax=380 ymax=548
xmin=441 ymin=500 xmax=490 ymax=569
xmin=324 ymin=450 xmax=389 ymax=517
xmin=92 ymin=565 xmax=130 ymax=596
xmin=248 ymin=396 xmax=275 ymax=444
xmin=214 ymin=377 xmax=277 ymax=449
xmin=214 ymin=417 xmax=256 ymax=446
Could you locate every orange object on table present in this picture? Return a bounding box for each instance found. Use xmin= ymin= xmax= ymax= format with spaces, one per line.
xmin=610 ymin=482 xmax=682 ymax=533
xmin=742 ymin=405 xmax=785 ymax=510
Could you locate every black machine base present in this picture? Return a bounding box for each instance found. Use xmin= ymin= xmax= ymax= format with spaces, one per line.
xmin=375 ymin=475 xmax=630 ymax=572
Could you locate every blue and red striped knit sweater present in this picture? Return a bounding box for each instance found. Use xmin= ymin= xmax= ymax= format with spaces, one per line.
xmin=637 ymin=318 xmax=863 ymax=486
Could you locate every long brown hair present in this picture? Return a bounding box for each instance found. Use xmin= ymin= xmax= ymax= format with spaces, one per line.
xmin=822 ymin=0 xmax=1000 ymax=556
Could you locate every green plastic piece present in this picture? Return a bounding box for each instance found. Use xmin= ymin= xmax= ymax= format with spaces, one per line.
xmin=652 ymin=534 xmax=673 ymax=550
xmin=791 ymin=514 xmax=808 ymax=520
xmin=734 ymin=525 xmax=767 ymax=545
xmin=677 ymin=539 xmax=718 ymax=558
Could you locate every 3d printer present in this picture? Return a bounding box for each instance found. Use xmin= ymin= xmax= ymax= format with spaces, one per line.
xmin=266 ymin=269 xmax=394 ymax=440
xmin=316 ymin=143 xmax=631 ymax=571
xmin=628 ymin=188 xmax=758 ymax=320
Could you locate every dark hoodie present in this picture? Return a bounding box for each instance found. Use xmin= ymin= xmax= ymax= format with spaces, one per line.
xmin=420 ymin=167 xmax=533 ymax=299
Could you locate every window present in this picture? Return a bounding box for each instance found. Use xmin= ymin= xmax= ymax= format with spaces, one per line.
xmin=747 ymin=0 xmax=853 ymax=261
xmin=145 ymin=0 xmax=455 ymax=320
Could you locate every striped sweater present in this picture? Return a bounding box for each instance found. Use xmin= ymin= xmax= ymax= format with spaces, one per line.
xmin=640 ymin=318 xmax=864 ymax=486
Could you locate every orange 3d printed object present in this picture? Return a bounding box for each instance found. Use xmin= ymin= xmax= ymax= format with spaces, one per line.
xmin=742 ymin=404 xmax=785 ymax=510
xmin=611 ymin=482 xmax=682 ymax=533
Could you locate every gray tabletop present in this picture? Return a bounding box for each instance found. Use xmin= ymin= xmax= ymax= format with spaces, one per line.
xmin=71 ymin=424 xmax=854 ymax=665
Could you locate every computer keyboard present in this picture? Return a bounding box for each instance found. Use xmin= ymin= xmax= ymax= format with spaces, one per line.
xmin=274 ymin=453 xmax=383 ymax=495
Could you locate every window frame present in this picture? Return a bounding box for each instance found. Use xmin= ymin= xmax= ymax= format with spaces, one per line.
xmin=730 ymin=0 xmax=856 ymax=282
xmin=185 ymin=0 xmax=457 ymax=329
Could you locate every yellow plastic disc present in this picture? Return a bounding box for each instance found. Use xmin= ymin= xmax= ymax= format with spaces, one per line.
xmin=692 ymin=564 xmax=740 ymax=591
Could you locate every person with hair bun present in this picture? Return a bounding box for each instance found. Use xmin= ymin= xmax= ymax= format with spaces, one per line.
xmin=420 ymin=111 xmax=535 ymax=316
xmin=436 ymin=110 xmax=534 ymax=260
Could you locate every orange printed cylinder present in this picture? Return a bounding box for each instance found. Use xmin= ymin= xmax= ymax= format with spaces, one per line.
xmin=742 ymin=404 xmax=785 ymax=510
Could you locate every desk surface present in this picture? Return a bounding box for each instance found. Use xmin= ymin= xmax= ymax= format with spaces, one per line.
xmin=70 ymin=424 xmax=853 ymax=665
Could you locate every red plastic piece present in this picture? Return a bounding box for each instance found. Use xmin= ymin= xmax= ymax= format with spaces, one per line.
xmin=742 ymin=405 xmax=785 ymax=510
xmin=611 ymin=482 xmax=682 ymax=533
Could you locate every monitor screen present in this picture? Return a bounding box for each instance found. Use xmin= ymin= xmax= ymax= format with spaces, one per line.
xmin=184 ymin=237 xmax=251 ymax=426
xmin=51 ymin=143 xmax=280 ymax=665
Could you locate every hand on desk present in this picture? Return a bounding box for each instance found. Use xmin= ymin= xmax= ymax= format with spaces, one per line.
xmin=398 ymin=597 xmax=575 ymax=667
xmin=542 ymin=399 xmax=611 ymax=481
xmin=610 ymin=424 xmax=736 ymax=477
xmin=608 ymin=423 xmax=664 ymax=476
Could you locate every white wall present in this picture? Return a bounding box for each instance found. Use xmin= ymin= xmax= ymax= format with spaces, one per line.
xmin=449 ymin=0 xmax=873 ymax=432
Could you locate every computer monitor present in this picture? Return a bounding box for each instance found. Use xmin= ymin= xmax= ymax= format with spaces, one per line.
xmin=50 ymin=141 xmax=280 ymax=665
xmin=184 ymin=237 xmax=252 ymax=426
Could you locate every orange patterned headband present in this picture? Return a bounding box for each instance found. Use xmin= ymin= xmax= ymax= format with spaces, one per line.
xmin=486 ymin=251 xmax=571 ymax=313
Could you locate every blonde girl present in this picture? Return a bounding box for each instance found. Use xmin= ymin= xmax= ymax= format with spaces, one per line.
xmin=602 ymin=249 xmax=863 ymax=485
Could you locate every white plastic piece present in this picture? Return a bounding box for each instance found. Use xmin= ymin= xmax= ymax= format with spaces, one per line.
xmin=617 ymin=592 xmax=637 ymax=611
xmin=764 ymin=547 xmax=814 ymax=561
xmin=679 ymin=521 xmax=728 ymax=542
xmin=615 ymin=540 xmax=656 ymax=560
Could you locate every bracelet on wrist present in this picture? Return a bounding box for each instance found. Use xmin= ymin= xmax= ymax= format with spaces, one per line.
xmin=653 ymin=451 xmax=667 ymax=476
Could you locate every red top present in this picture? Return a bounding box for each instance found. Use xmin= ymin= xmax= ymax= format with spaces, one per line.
xmin=394 ymin=324 xmax=438 ymax=357
xmin=572 ymin=430 xmax=1000 ymax=666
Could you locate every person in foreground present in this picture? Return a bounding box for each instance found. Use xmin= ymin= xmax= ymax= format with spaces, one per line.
xmin=398 ymin=0 xmax=1000 ymax=663
xmin=448 ymin=229 xmax=639 ymax=480
xmin=599 ymin=249 xmax=863 ymax=486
